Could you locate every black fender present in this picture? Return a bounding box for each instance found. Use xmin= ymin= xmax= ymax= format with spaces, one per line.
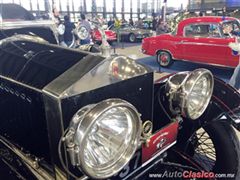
xmin=208 ymin=78 xmax=240 ymax=131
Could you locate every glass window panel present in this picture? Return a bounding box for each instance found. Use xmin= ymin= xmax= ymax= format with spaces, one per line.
xmin=184 ymin=24 xmax=221 ymax=38
xmin=69 ymin=0 xmax=74 ymax=11
xmin=60 ymin=0 xmax=67 ymax=11
xmin=86 ymin=0 xmax=92 ymax=12
xmin=96 ymin=0 xmax=103 ymax=12
xmin=53 ymin=0 xmax=61 ymax=12
xmin=132 ymin=0 xmax=137 ymax=13
xmin=31 ymin=0 xmax=38 ymax=11
xmin=125 ymin=14 xmax=130 ymax=21
xmin=38 ymin=0 xmax=45 ymax=11
xmin=116 ymin=13 xmax=121 ymax=19
xmin=1 ymin=0 xmax=13 ymax=3
xmin=141 ymin=0 xmax=147 ymax=13
xmin=20 ymin=0 xmax=31 ymax=10
xmin=106 ymin=0 xmax=113 ymax=12
xmin=116 ymin=0 xmax=122 ymax=13
xmin=125 ymin=0 xmax=130 ymax=13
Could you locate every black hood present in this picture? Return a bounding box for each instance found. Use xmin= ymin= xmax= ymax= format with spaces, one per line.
xmin=0 ymin=36 xmax=95 ymax=89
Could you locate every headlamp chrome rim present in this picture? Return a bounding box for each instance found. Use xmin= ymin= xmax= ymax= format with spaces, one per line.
xmin=182 ymin=69 xmax=214 ymax=119
xmin=166 ymin=68 xmax=214 ymax=120
xmin=57 ymin=24 xmax=65 ymax=35
xmin=65 ymin=98 xmax=142 ymax=179
xmin=77 ymin=26 xmax=89 ymax=40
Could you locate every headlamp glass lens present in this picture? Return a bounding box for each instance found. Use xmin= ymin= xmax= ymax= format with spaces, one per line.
xmin=187 ymin=74 xmax=212 ymax=119
xmin=83 ymin=107 xmax=134 ymax=169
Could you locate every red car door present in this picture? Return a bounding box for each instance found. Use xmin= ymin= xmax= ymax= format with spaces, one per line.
xmin=180 ymin=23 xmax=229 ymax=66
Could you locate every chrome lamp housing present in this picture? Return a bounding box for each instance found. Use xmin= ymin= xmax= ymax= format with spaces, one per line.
xmin=64 ymin=98 xmax=142 ymax=179
xmin=76 ymin=26 xmax=89 ymax=40
xmin=165 ymin=68 xmax=214 ymax=120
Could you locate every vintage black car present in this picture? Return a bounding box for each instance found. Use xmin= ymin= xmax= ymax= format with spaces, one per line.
xmin=0 ymin=3 xmax=102 ymax=53
xmin=0 ymin=3 xmax=58 ymax=44
xmin=0 ymin=33 xmax=239 ymax=179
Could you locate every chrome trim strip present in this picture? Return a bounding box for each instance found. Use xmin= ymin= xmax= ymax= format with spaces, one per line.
xmin=0 ymin=20 xmax=55 ymax=30
xmin=0 ymin=136 xmax=54 ymax=180
xmin=180 ymin=41 xmax=228 ymax=47
xmin=0 ymin=74 xmax=42 ymax=93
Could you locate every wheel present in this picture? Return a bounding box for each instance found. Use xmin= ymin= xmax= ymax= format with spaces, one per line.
xmin=128 ymin=33 xmax=136 ymax=43
xmin=156 ymin=51 xmax=173 ymax=67
xmin=176 ymin=121 xmax=240 ymax=179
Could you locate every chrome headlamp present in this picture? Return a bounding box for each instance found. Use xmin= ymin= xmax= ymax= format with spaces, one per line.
xmin=57 ymin=24 xmax=65 ymax=35
xmin=77 ymin=26 xmax=89 ymax=40
xmin=165 ymin=69 xmax=214 ymax=120
xmin=64 ymin=99 xmax=141 ymax=179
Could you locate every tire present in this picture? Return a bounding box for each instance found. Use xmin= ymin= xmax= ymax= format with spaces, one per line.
xmin=181 ymin=121 xmax=240 ymax=180
xmin=128 ymin=33 xmax=136 ymax=43
xmin=156 ymin=50 xmax=173 ymax=67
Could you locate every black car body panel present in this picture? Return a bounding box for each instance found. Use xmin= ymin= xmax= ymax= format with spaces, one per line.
xmin=0 ymin=26 xmax=58 ymax=44
xmin=0 ymin=3 xmax=58 ymax=44
xmin=0 ymin=37 xmax=154 ymax=179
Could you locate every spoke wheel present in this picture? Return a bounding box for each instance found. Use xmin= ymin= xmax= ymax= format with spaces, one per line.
xmin=192 ymin=128 xmax=216 ymax=171
xmin=178 ymin=121 xmax=240 ymax=179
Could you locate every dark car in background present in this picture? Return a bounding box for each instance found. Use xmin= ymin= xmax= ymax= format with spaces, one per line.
xmin=109 ymin=23 xmax=153 ymax=42
xmin=0 ymin=3 xmax=58 ymax=44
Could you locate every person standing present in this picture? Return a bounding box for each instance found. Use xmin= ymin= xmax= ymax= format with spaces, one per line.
xmin=63 ymin=15 xmax=75 ymax=47
xmin=129 ymin=19 xmax=134 ymax=26
xmin=108 ymin=17 xmax=114 ymax=28
xmin=152 ymin=17 xmax=157 ymax=31
xmin=79 ymin=14 xmax=92 ymax=45
xmin=156 ymin=18 xmax=166 ymax=35
xmin=136 ymin=18 xmax=143 ymax=29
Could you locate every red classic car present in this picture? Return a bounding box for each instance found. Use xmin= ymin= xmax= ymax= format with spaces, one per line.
xmin=91 ymin=24 xmax=117 ymax=44
xmin=142 ymin=16 xmax=240 ymax=67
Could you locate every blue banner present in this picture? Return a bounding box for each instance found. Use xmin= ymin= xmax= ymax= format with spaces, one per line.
xmin=227 ymin=0 xmax=240 ymax=7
